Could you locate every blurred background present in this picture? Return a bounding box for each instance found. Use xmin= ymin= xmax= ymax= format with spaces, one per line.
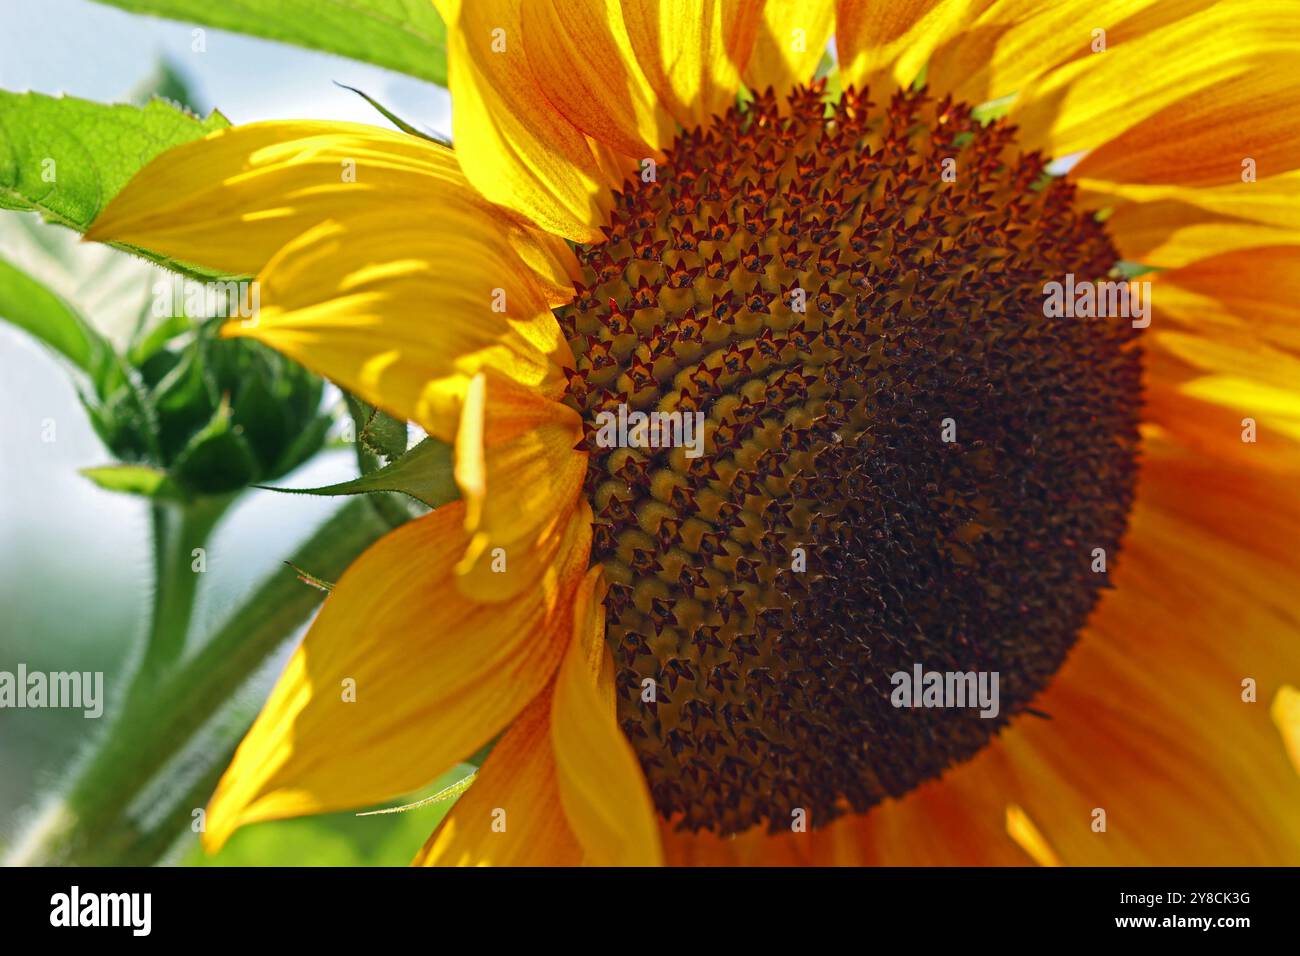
xmin=0 ymin=0 xmax=463 ymax=864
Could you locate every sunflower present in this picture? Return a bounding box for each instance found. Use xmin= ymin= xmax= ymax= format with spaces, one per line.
xmin=86 ymin=0 xmax=1300 ymax=866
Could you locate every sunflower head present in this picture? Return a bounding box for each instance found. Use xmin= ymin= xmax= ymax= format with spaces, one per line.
xmin=560 ymin=80 xmax=1143 ymax=833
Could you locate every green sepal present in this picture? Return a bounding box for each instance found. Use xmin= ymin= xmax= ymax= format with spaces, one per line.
xmin=80 ymin=463 xmax=184 ymax=501
xmin=346 ymin=394 xmax=410 ymax=465
xmin=148 ymin=335 xmax=218 ymax=462
xmin=268 ymin=411 xmax=335 ymax=478
xmin=169 ymin=397 xmax=261 ymax=494
xmin=127 ymin=311 xmax=192 ymax=367
xmin=262 ymin=438 xmax=458 ymax=509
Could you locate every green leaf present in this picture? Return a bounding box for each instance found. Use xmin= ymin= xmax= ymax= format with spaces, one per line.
xmin=1114 ymin=260 xmax=1163 ymax=279
xmin=264 ymin=437 xmax=457 ymax=509
xmin=92 ymin=0 xmax=448 ymax=86
xmin=80 ymin=463 xmax=183 ymax=500
xmin=0 ymin=255 xmax=112 ymax=374
xmin=0 ymin=91 xmax=228 ymax=234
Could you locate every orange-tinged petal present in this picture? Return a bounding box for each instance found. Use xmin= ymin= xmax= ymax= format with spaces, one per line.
xmin=1073 ymin=64 xmax=1300 ymax=188
xmin=522 ymin=0 xmax=671 ymax=159
xmin=1180 ymin=377 xmax=1300 ymax=446
xmin=222 ymin=210 xmax=570 ymax=443
xmin=1274 ymin=686 xmax=1300 ymax=778
xmin=1143 ymin=364 xmax=1300 ymax=477
xmin=927 ymin=435 xmax=1300 ymax=867
xmin=1153 ymin=330 xmax=1300 ymax=402
xmin=1082 ymin=173 xmax=1300 ymax=269
xmin=836 ymin=769 xmax=1030 ymax=865
xmin=926 ymin=0 xmax=1163 ymax=103
xmin=203 ymin=499 xmax=592 ymax=852
xmin=658 ymin=770 xmax=1027 ymax=865
xmin=836 ymin=0 xmax=988 ymax=93
xmin=86 ymin=121 xmax=473 ymax=277
xmin=1005 ymin=805 xmax=1062 ymax=867
xmin=1151 ymin=246 xmax=1300 ymax=356
xmin=436 ymin=0 xmax=610 ymax=242
xmin=550 ymin=567 xmax=663 ymax=865
xmin=413 ymin=691 xmax=584 ymax=866
xmin=620 ymin=0 xmax=762 ymax=130
xmin=1012 ymin=2 xmax=1300 ymax=169
xmin=744 ymin=0 xmax=836 ymax=97
xmin=998 ymin=466 xmax=1300 ymax=863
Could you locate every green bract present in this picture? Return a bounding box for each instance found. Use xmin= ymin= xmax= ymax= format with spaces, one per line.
xmin=86 ymin=320 xmax=332 ymax=498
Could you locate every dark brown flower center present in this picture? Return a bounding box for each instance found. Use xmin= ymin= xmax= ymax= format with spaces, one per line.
xmin=556 ymin=82 xmax=1143 ymax=835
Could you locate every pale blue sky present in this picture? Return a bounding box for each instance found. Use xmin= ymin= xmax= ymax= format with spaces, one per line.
xmin=0 ymin=0 xmax=451 ymax=131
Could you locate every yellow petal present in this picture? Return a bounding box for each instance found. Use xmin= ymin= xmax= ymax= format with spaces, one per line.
xmin=420 ymin=565 xmax=663 ymax=866
xmin=1153 ymin=246 xmax=1300 ymax=355
xmin=1082 ymin=172 xmax=1300 ymax=269
xmin=521 ymin=0 xmax=671 ymax=159
xmin=222 ymin=210 xmax=570 ymax=443
xmin=836 ymin=0 xmax=987 ymax=93
xmin=512 ymin=225 xmax=582 ymax=307
xmin=1146 ymin=269 xmax=1300 ymax=442
xmin=436 ymin=0 xmax=610 ymax=242
xmin=1154 ymin=331 xmax=1300 ymax=401
xmin=454 ymin=503 xmax=590 ymax=608
xmin=1074 ymin=64 xmax=1300 ymax=188
xmin=203 ymin=499 xmax=592 ymax=852
xmin=413 ymin=691 xmax=584 ymax=866
xmin=1179 ymin=377 xmax=1300 ymax=446
xmin=926 ymin=0 xmax=1164 ymax=104
xmin=1144 ymin=363 xmax=1300 ymax=476
xmin=86 ymin=121 xmax=473 ymax=276
xmin=1273 ymin=686 xmax=1300 ymax=778
xmin=550 ymin=567 xmax=664 ymax=865
xmin=1005 ymin=805 xmax=1062 ymax=867
xmin=1012 ymin=3 xmax=1300 ymax=169
xmin=452 ymin=369 xmax=588 ymax=588
xmin=620 ymin=0 xmax=762 ymax=130
xmin=744 ymin=0 xmax=836 ymax=97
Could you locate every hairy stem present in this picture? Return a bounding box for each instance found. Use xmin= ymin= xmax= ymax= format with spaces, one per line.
xmin=6 ymin=496 xmax=392 ymax=866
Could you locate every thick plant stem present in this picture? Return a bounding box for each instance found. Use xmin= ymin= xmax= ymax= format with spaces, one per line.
xmin=6 ymin=496 xmax=393 ymax=866
xmin=132 ymin=494 xmax=233 ymax=689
